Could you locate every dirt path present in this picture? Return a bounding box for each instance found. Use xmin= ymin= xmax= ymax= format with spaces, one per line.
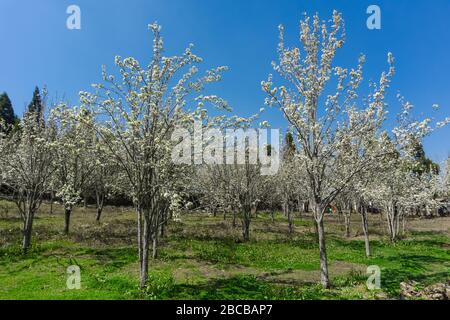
xmin=172 ymin=259 xmax=365 ymax=285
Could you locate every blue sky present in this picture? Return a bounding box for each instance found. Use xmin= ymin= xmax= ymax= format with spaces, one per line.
xmin=1 ymin=0 xmax=449 ymax=163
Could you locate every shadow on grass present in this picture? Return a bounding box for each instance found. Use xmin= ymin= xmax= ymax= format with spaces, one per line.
xmin=80 ymin=247 xmax=138 ymax=271
xmin=141 ymin=271 xmax=373 ymax=300
xmin=144 ymin=274 xmax=331 ymax=300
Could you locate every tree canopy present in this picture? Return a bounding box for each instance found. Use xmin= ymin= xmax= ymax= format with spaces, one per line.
xmin=0 ymin=92 xmax=18 ymax=130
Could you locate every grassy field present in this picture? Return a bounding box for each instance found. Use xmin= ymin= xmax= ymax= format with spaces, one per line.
xmin=0 ymin=200 xmax=449 ymax=300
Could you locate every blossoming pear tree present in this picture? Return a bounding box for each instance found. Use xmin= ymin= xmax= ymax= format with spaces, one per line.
xmin=0 ymin=103 xmax=55 ymax=253
xmin=370 ymin=97 xmax=448 ymax=241
xmin=276 ymin=132 xmax=308 ymax=234
xmin=51 ymin=105 xmax=96 ymax=234
xmin=262 ymin=11 xmax=400 ymax=288
xmin=78 ymin=23 xmax=232 ymax=289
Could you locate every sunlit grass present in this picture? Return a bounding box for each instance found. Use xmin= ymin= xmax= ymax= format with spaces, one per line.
xmin=0 ymin=202 xmax=449 ymax=299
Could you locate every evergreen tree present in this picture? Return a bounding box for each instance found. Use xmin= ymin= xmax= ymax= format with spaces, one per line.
xmin=27 ymin=86 xmax=44 ymax=127
xmin=409 ymin=138 xmax=439 ymax=175
xmin=0 ymin=92 xmax=17 ymax=128
xmin=282 ymin=131 xmax=296 ymax=160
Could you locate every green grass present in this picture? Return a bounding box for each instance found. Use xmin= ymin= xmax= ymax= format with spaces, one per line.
xmin=0 ymin=204 xmax=449 ymax=300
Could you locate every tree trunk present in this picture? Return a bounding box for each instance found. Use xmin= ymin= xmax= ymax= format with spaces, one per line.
xmin=137 ymin=207 xmax=144 ymax=289
xmin=96 ymin=207 xmax=103 ymax=222
xmin=242 ymin=213 xmax=250 ymax=241
xmin=50 ymin=192 xmax=54 ymax=215
xmin=313 ymin=214 xmax=318 ymax=239
xmin=303 ymin=201 xmax=309 ymax=213
xmin=316 ymin=216 xmax=330 ymax=289
xmin=386 ymin=204 xmax=398 ymax=242
xmin=395 ymin=210 xmax=401 ymax=237
xmin=360 ymin=205 xmax=370 ymax=257
xmin=344 ymin=210 xmax=351 ymax=238
xmin=140 ymin=239 xmax=149 ymax=289
xmin=386 ymin=212 xmax=393 ymax=241
xmin=22 ymin=210 xmax=34 ymax=254
xmin=152 ymin=233 xmax=158 ymax=259
xmin=64 ymin=207 xmax=72 ymax=235
xmin=287 ymin=205 xmax=294 ymax=234
xmin=139 ymin=209 xmax=151 ymax=290
xmin=95 ymin=191 xmax=104 ymax=222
